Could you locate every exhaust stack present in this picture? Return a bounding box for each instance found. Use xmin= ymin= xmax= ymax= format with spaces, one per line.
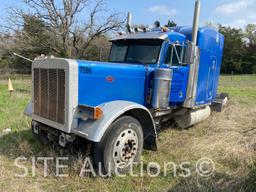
xmin=126 ymin=12 xmax=132 ymax=33
xmin=192 ymin=0 xmax=201 ymax=44
xmin=183 ymin=0 xmax=201 ymax=108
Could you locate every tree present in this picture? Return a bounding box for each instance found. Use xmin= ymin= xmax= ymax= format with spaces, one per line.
xmin=218 ymin=24 xmax=256 ymax=74
xmin=83 ymin=34 xmax=111 ymax=61
xmin=165 ymin=20 xmax=177 ymax=27
xmin=244 ymin=24 xmax=256 ymax=45
xmin=218 ymin=25 xmax=245 ymax=74
xmin=204 ymin=21 xmax=219 ymax=31
xmin=243 ymin=24 xmax=256 ymax=73
xmin=7 ymin=0 xmax=123 ymax=58
xmin=22 ymin=15 xmax=56 ymax=55
xmin=0 ymin=15 xmax=55 ymax=72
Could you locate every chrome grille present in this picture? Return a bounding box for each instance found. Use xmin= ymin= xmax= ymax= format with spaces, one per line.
xmin=33 ymin=68 xmax=66 ymax=125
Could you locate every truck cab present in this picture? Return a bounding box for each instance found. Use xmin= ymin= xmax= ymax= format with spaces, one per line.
xmin=25 ymin=1 xmax=224 ymax=174
xmin=77 ymin=27 xmax=223 ymax=109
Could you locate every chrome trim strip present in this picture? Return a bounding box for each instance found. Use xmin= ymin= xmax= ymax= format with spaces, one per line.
xmin=111 ymin=32 xmax=168 ymax=41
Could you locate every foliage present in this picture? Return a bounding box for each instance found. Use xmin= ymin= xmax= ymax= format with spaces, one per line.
xmin=0 ymin=0 xmax=122 ymax=72
xmin=165 ymin=20 xmax=177 ymax=27
xmin=219 ymin=24 xmax=256 ymax=74
xmin=1 ymin=4 xmax=256 ymax=74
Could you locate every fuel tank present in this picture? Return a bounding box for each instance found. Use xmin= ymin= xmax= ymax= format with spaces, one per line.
xmin=174 ymin=106 xmax=211 ymax=129
xmin=151 ymin=68 xmax=172 ymax=109
xmin=78 ymin=60 xmax=147 ymax=106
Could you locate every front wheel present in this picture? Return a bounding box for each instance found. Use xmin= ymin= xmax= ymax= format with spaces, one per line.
xmin=94 ymin=116 xmax=143 ymax=175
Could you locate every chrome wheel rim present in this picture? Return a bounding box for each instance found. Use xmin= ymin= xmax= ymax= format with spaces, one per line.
xmin=113 ymin=124 xmax=139 ymax=168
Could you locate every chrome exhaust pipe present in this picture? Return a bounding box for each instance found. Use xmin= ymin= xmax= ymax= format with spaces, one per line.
xmin=192 ymin=0 xmax=201 ymax=44
xmin=183 ymin=0 xmax=201 ymax=108
xmin=126 ymin=12 xmax=132 ymax=33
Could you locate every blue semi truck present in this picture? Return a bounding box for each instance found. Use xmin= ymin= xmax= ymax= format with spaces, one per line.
xmin=25 ymin=1 xmax=225 ymax=173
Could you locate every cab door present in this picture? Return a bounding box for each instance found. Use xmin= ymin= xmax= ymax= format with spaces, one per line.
xmin=161 ymin=44 xmax=189 ymax=104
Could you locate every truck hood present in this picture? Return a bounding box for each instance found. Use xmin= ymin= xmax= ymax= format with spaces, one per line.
xmin=77 ymin=60 xmax=148 ymax=106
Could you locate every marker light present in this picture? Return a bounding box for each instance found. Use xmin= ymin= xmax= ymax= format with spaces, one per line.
xmin=78 ymin=105 xmax=103 ymax=120
xmin=94 ymin=107 xmax=103 ymax=120
xmin=162 ymin=27 xmax=169 ymax=32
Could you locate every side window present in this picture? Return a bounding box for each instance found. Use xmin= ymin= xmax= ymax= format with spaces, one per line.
xmin=164 ymin=44 xmax=184 ymax=66
xmin=164 ymin=46 xmax=173 ymax=65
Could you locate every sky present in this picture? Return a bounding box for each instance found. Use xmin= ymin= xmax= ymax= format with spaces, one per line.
xmin=0 ymin=0 xmax=255 ymax=29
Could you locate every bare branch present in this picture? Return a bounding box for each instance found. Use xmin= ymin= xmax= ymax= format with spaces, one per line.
xmin=5 ymin=0 xmax=123 ymax=58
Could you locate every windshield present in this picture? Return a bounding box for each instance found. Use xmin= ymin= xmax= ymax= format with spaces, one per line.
xmin=109 ymin=39 xmax=163 ymax=64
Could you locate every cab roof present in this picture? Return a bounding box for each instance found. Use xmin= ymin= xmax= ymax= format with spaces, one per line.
xmin=110 ymin=26 xmax=221 ymax=45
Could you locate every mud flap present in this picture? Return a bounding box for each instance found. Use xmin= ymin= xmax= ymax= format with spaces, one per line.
xmin=211 ymin=93 xmax=229 ymax=112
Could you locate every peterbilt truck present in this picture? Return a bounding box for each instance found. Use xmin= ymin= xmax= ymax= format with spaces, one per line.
xmin=25 ymin=1 xmax=224 ymax=173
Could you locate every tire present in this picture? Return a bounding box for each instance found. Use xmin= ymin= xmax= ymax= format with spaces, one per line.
xmin=94 ymin=116 xmax=143 ymax=175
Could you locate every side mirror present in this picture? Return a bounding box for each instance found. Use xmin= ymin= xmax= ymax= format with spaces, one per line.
xmin=184 ymin=42 xmax=196 ymax=64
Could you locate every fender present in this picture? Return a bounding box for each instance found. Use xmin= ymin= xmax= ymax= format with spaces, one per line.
xmin=74 ymin=100 xmax=157 ymax=151
xmin=24 ymin=100 xmax=33 ymax=117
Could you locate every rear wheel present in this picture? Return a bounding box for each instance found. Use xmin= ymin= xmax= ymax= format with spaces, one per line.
xmin=94 ymin=116 xmax=143 ymax=175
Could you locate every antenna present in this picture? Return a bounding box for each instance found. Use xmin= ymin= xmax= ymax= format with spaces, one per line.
xmin=13 ymin=53 xmax=33 ymax=62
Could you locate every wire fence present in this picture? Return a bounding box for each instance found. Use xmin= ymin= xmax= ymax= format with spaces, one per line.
xmin=0 ymin=68 xmax=31 ymax=74
xmin=0 ymin=69 xmax=31 ymax=80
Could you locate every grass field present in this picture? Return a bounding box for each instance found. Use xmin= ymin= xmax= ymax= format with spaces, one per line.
xmin=0 ymin=75 xmax=255 ymax=192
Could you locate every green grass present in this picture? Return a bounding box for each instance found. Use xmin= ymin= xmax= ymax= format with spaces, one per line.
xmin=0 ymin=80 xmax=31 ymax=132
xmin=0 ymin=75 xmax=255 ymax=192
xmin=218 ymin=75 xmax=256 ymax=104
